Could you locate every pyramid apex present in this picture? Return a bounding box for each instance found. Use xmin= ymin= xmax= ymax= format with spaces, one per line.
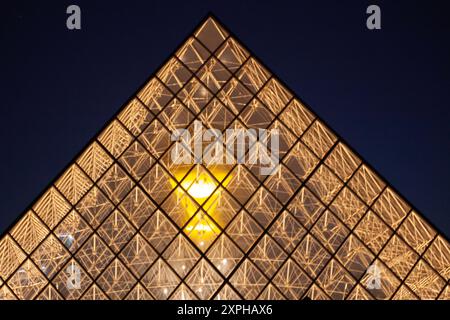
xmin=193 ymin=14 xmax=230 ymax=52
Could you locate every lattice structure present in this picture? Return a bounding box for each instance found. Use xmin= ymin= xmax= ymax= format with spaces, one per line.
xmin=0 ymin=15 xmax=449 ymax=300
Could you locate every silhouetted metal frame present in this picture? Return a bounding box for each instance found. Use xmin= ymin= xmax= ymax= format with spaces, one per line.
xmin=1 ymin=12 xmax=448 ymax=300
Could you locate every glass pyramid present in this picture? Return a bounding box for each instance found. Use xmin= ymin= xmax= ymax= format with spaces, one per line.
xmin=0 ymin=15 xmax=449 ymax=300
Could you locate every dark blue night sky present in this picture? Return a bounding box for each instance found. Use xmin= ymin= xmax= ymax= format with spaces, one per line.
xmin=1 ymin=0 xmax=449 ymax=237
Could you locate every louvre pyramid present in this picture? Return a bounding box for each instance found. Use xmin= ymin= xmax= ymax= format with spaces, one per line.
xmin=1 ymin=15 xmax=449 ymax=300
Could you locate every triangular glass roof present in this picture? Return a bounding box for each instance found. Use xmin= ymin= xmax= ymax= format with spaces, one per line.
xmin=0 ymin=15 xmax=448 ymax=300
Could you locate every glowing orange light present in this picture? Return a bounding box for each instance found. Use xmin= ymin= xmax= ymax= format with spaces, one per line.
xmin=171 ymin=165 xmax=231 ymax=248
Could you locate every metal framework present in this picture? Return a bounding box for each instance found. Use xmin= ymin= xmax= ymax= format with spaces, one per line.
xmin=0 ymin=15 xmax=448 ymax=300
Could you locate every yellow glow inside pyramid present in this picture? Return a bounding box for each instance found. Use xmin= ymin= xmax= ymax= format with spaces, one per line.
xmin=171 ymin=166 xmax=230 ymax=248
xmin=184 ymin=176 xmax=216 ymax=200
xmin=184 ymin=211 xmax=220 ymax=249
